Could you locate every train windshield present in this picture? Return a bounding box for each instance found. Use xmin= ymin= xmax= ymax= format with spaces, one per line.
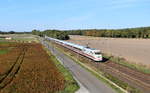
xmin=95 ymin=52 xmax=101 ymax=55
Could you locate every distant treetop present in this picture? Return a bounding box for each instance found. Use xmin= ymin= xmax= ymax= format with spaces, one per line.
xmin=31 ymin=29 xmax=70 ymax=40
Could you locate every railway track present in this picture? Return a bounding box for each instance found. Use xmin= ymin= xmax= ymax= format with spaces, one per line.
xmin=104 ymin=61 xmax=150 ymax=85
xmin=52 ymin=41 xmax=150 ymax=93
xmin=90 ymin=61 xmax=150 ymax=93
xmin=0 ymin=44 xmax=28 ymax=90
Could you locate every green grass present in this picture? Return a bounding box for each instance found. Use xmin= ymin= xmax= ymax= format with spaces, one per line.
xmin=103 ymin=54 xmax=150 ymax=74
xmin=0 ymin=41 xmax=15 ymax=55
xmin=44 ymin=47 xmax=79 ymax=93
xmin=104 ymin=73 xmax=141 ymax=93
xmin=0 ymin=49 xmax=9 ymax=55
xmin=0 ymin=38 xmax=5 ymax=40
xmin=0 ymin=41 xmax=13 ymax=44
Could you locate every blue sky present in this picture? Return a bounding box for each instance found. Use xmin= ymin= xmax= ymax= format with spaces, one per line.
xmin=0 ymin=0 xmax=150 ymax=31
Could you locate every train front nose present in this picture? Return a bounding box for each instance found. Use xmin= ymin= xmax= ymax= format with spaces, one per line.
xmin=95 ymin=55 xmax=103 ymax=61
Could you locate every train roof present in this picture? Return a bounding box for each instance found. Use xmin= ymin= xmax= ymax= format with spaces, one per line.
xmin=61 ymin=40 xmax=85 ymax=49
xmin=45 ymin=36 xmax=101 ymax=52
xmin=84 ymin=47 xmax=100 ymax=52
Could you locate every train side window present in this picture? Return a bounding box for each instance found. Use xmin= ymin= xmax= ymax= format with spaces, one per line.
xmin=95 ymin=52 xmax=101 ymax=55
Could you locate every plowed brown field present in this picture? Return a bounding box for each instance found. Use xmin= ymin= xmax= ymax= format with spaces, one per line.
xmin=68 ymin=35 xmax=150 ymax=67
xmin=0 ymin=43 xmax=65 ymax=93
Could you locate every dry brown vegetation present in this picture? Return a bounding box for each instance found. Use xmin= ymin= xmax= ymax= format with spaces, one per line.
xmin=0 ymin=43 xmax=65 ymax=93
xmin=0 ymin=43 xmax=19 ymax=77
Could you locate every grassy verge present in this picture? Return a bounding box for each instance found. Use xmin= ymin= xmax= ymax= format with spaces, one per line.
xmin=43 ymin=47 xmax=79 ymax=93
xmin=52 ymin=42 xmax=141 ymax=93
xmin=103 ymin=54 xmax=150 ymax=74
xmin=0 ymin=38 xmax=5 ymax=40
xmin=0 ymin=49 xmax=9 ymax=55
xmin=0 ymin=41 xmax=15 ymax=55
xmin=0 ymin=41 xmax=14 ymax=44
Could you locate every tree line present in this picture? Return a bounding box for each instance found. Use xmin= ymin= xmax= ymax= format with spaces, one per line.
xmin=0 ymin=31 xmax=16 ymax=34
xmin=0 ymin=31 xmax=30 ymax=34
xmin=1 ymin=26 xmax=150 ymax=40
xmin=32 ymin=29 xmax=70 ymax=40
xmin=65 ymin=27 xmax=150 ymax=38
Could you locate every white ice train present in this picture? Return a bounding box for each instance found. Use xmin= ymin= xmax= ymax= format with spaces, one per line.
xmin=45 ymin=36 xmax=103 ymax=62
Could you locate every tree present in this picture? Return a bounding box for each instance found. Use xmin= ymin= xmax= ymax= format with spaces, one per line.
xmin=32 ymin=29 xmax=70 ymax=40
xmin=9 ymin=31 xmax=15 ymax=34
xmin=67 ymin=26 xmax=150 ymax=38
